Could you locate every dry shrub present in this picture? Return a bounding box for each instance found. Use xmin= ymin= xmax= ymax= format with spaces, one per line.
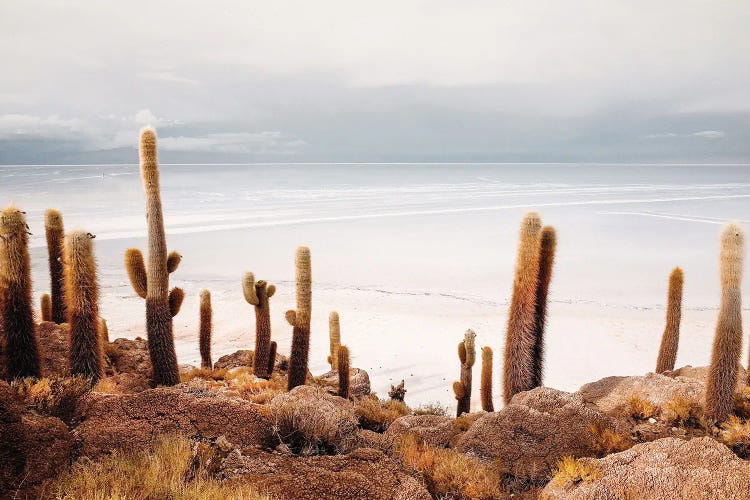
xmin=734 ymin=387 xmax=750 ymax=419
xmin=92 ymin=378 xmax=118 ymax=394
xmin=551 ymin=456 xmax=602 ymax=487
xmin=226 ymin=369 xmax=287 ymax=404
xmin=663 ymin=396 xmax=701 ymax=425
xmin=413 ymin=402 xmax=448 ymax=416
xmin=719 ymin=415 xmax=750 ymax=458
xmin=12 ymin=376 xmax=91 ymax=423
xmin=354 ymin=395 xmax=410 ymax=432
xmin=454 ymin=414 xmax=475 ymax=432
xmin=269 ymin=387 xmax=358 ymax=455
xmin=588 ymin=421 xmax=633 ymax=457
xmin=394 ymin=434 xmax=502 ymax=500
xmin=40 ymin=434 xmax=268 ymax=499
xmin=180 ymin=367 xmax=228 ymax=383
xmin=627 ymin=395 xmax=656 ymax=420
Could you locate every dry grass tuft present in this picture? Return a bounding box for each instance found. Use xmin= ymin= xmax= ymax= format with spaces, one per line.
xmin=734 ymin=387 xmax=750 ymax=419
xmin=454 ymin=414 xmax=475 ymax=432
xmin=354 ymin=395 xmax=410 ymax=432
xmin=551 ymin=456 xmax=602 ymax=487
xmin=12 ymin=376 xmax=91 ymax=422
xmin=413 ymin=402 xmax=448 ymax=416
xmin=92 ymin=378 xmax=118 ymax=394
xmin=394 ymin=434 xmax=502 ymax=500
xmin=627 ymin=395 xmax=656 ymax=420
xmin=226 ymin=369 xmax=287 ymax=404
xmin=588 ymin=421 xmax=633 ymax=457
xmin=663 ymin=396 xmax=701 ymax=425
xmin=40 ymin=434 xmax=268 ymax=499
xmin=180 ymin=367 xmax=228 ymax=383
xmin=719 ymin=415 xmax=750 ymax=458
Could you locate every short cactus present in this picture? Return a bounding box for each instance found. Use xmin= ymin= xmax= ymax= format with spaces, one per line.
xmin=655 ymin=267 xmax=684 ymax=373
xmin=267 ymin=340 xmax=278 ymax=376
xmin=531 ymin=225 xmax=556 ymax=387
xmin=45 ymin=209 xmax=67 ymax=323
xmin=328 ymin=311 xmax=341 ymax=370
xmin=40 ymin=293 xmax=52 ymax=322
xmin=453 ymin=329 xmax=476 ymax=416
xmin=199 ymin=289 xmax=212 ymax=369
xmin=481 ymin=346 xmax=494 ymax=412
xmin=338 ymin=345 xmax=350 ymax=399
xmin=64 ymin=230 xmax=103 ymax=382
xmin=503 ymin=212 xmax=542 ymax=404
xmin=243 ymin=272 xmax=276 ymax=379
xmin=706 ymin=223 xmax=745 ymax=425
xmin=124 ymin=127 xmax=182 ymax=386
xmin=286 ymin=246 xmax=311 ymax=390
xmin=0 ymin=206 xmax=40 ymax=379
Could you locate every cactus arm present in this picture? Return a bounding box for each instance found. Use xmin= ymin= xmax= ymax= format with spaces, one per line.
xmin=168 ymin=287 xmax=185 ymax=317
xmin=125 ymin=248 xmax=147 ymax=299
xmin=285 ymin=309 xmax=297 ymax=326
xmin=453 ymin=381 xmax=465 ymax=400
xmin=243 ymin=272 xmax=259 ymax=305
xmin=166 ymin=251 xmax=182 ymax=274
xmin=267 ymin=284 xmax=276 ymax=297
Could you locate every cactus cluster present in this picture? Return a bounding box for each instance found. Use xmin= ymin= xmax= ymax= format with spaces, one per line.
xmin=453 ymin=329 xmax=476 ymax=416
xmin=286 ymin=246 xmax=312 ymax=390
xmin=243 ymin=273 xmax=276 ymax=378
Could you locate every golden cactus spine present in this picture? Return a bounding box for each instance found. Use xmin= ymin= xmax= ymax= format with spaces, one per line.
xmin=267 ymin=340 xmax=278 ymax=376
xmin=503 ymin=212 xmax=542 ymax=404
xmin=328 ymin=311 xmax=341 ymax=370
xmin=199 ymin=289 xmax=212 ymax=369
xmin=338 ymin=345 xmax=350 ymax=399
xmin=99 ymin=318 xmax=109 ymax=343
xmin=0 ymin=206 xmax=40 ymax=378
xmin=531 ymin=225 xmax=556 ymax=387
xmin=40 ymin=293 xmax=52 ymax=322
xmin=64 ymin=230 xmax=103 ymax=382
xmin=453 ymin=329 xmax=476 ymax=416
xmin=705 ymin=224 xmax=745 ymax=425
xmin=481 ymin=346 xmax=494 ymax=412
xmin=124 ymin=127 xmax=182 ymax=386
xmin=45 ymin=209 xmax=66 ymax=323
xmin=655 ymin=267 xmax=684 ymax=373
xmin=286 ymin=246 xmax=311 ymax=390
xmin=243 ymin=272 xmax=276 ymax=379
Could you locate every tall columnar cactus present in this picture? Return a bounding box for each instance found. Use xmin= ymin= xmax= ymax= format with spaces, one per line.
xmin=453 ymin=329 xmax=476 ymax=416
xmin=45 ymin=209 xmax=66 ymax=323
xmin=124 ymin=127 xmax=183 ymax=386
xmin=64 ymin=230 xmax=103 ymax=382
xmin=706 ymin=224 xmax=744 ymax=425
xmin=531 ymin=225 xmax=556 ymax=387
xmin=655 ymin=267 xmax=684 ymax=373
xmin=40 ymin=293 xmax=52 ymax=322
xmin=0 ymin=206 xmax=40 ymax=379
xmin=267 ymin=341 xmax=278 ymax=376
xmin=338 ymin=345 xmax=350 ymax=399
xmin=243 ymin=272 xmax=276 ymax=379
xmin=503 ymin=212 xmax=542 ymax=404
xmin=481 ymin=346 xmax=494 ymax=412
xmin=286 ymin=246 xmax=312 ymax=390
xmin=199 ymin=289 xmax=212 ymax=369
xmin=328 ymin=311 xmax=341 ymax=370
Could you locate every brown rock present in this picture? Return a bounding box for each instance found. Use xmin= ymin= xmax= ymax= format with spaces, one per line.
xmin=540 ymin=437 xmax=750 ymax=500
xmin=108 ymin=337 xmax=152 ymax=378
xmin=220 ymin=446 xmax=431 ymax=500
xmin=36 ymin=321 xmax=71 ymax=377
xmin=74 ymin=387 xmax=272 ymax=457
xmin=317 ymin=368 xmax=371 ymax=398
xmin=94 ymin=373 xmax=151 ymax=394
xmin=668 ymin=364 xmax=746 ymax=393
xmin=384 ymin=414 xmax=461 ymax=448
xmin=214 ymin=349 xmax=289 ymax=374
xmin=454 ymin=387 xmax=613 ymax=483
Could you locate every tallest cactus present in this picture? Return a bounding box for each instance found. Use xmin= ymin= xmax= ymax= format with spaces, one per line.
xmin=124 ymin=127 xmax=183 ymax=386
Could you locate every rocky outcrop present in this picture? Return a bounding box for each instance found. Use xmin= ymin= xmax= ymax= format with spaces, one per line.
xmin=220 ymin=446 xmax=431 ymax=500
xmin=107 ymin=337 xmax=152 ymax=378
xmin=540 ymin=437 xmax=750 ymax=499
xmin=667 ymin=364 xmax=746 ymax=393
xmin=384 ymin=414 xmax=461 ymax=448
xmin=36 ymin=321 xmax=71 ymax=377
xmin=455 ymin=387 xmax=613 ymax=483
xmin=74 ymin=387 xmax=272 ymax=457
xmin=214 ymin=349 xmax=289 ymax=374
xmin=317 ymin=368 xmax=371 ymax=398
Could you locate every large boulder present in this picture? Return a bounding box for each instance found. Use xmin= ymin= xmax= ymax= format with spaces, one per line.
xmin=214 ymin=349 xmax=289 ymax=374
xmin=220 ymin=446 xmax=431 ymax=500
xmin=540 ymin=437 xmax=750 ymax=499
xmin=454 ymin=387 xmax=614 ymax=483
xmin=384 ymin=414 xmax=462 ymax=448
xmin=317 ymin=368 xmax=371 ymax=398
xmin=576 ymin=372 xmax=706 ymax=415
xmin=74 ymin=387 xmax=272 ymax=457
xmin=667 ymin=365 xmax=746 ymax=393
xmin=108 ymin=337 xmax=152 ymax=378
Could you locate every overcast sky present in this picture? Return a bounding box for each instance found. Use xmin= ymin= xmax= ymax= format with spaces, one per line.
xmin=1 ymin=1 xmax=749 ymax=164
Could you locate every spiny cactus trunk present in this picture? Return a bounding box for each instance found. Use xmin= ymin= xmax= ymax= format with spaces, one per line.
xmin=243 ymin=273 xmax=276 ymax=379
xmin=65 ymin=230 xmax=103 ymax=382
xmin=481 ymin=346 xmax=494 ymax=412
xmin=0 ymin=206 xmax=40 ymax=379
xmin=287 ymin=246 xmax=311 ymax=390
xmin=531 ymin=225 xmax=556 ymax=388
xmin=329 ymin=311 xmax=341 ymax=370
xmin=705 ymin=224 xmax=744 ymax=425
xmin=40 ymin=294 xmax=52 ymax=322
xmin=139 ymin=127 xmax=179 ymax=386
xmin=655 ymin=267 xmax=684 ymax=373
xmin=338 ymin=345 xmax=350 ymax=399
xmin=454 ymin=329 xmax=476 ymax=416
xmin=503 ymin=212 xmax=542 ymax=404
xmin=267 ymin=341 xmax=277 ymax=376
xmin=45 ymin=209 xmax=66 ymax=324
xmin=199 ymin=290 xmax=212 ymax=369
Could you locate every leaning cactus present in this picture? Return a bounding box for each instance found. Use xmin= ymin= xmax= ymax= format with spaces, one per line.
xmin=0 ymin=206 xmax=40 ymax=379
xmin=243 ymin=272 xmax=276 ymax=379
xmin=531 ymin=225 xmax=556 ymax=387
xmin=338 ymin=345 xmax=350 ymax=399
xmin=45 ymin=209 xmax=66 ymax=323
xmin=199 ymin=289 xmax=212 ymax=369
xmin=706 ymin=224 xmax=744 ymax=425
xmin=64 ymin=230 xmax=103 ymax=382
xmin=40 ymin=293 xmax=52 ymax=322
xmin=655 ymin=267 xmax=684 ymax=373
xmin=328 ymin=311 xmax=341 ymax=370
xmin=453 ymin=329 xmax=476 ymax=416
xmin=481 ymin=346 xmax=494 ymax=412
xmin=286 ymin=246 xmax=312 ymax=390
xmin=124 ymin=127 xmax=182 ymax=386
